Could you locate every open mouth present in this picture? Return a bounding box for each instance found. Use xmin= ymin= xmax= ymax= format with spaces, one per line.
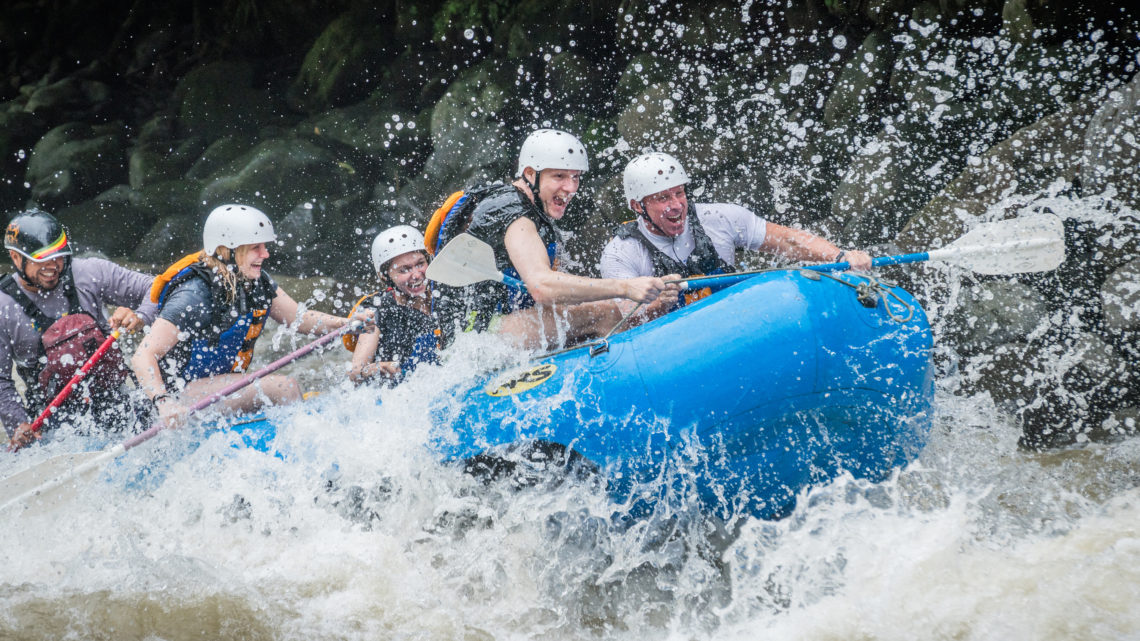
xmin=552 ymin=194 xmax=573 ymax=209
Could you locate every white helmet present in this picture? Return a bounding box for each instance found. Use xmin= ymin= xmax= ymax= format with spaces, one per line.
xmin=371 ymin=225 xmax=425 ymax=273
xmin=623 ymin=152 xmax=690 ymax=205
xmin=203 ymin=204 xmax=277 ymax=255
xmin=516 ymin=128 xmax=589 ymax=177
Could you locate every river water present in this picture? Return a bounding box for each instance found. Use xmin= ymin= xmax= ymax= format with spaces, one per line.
xmin=2 ymin=202 xmax=1139 ymax=641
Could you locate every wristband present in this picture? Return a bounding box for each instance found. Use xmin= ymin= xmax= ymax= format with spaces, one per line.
xmin=152 ymin=393 xmax=173 ymax=405
xmin=835 ymin=250 xmax=847 ymax=262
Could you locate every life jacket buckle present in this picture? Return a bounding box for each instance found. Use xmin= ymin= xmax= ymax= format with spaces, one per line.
xmin=589 ymin=340 xmax=609 ymax=358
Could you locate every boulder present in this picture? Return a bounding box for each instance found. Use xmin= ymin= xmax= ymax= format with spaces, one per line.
xmin=1101 ymin=258 xmax=1140 ymax=339
xmin=944 ymin=279 xmax=1049 ymax=356
xmin=55 ymin=185 xmax=157 ymax=258
xmin=897 ymin=95 xmax=1099 ymax=253
xmin=423 ymin=60 xmax=531 ymax=190
xmin=184 ymin=136 xmax=258 ymax=181
xmin=823 ymin=31 xmax=897 ymax=134
xmin=23 ymin=76 xmax=111 ymax=121
xmin=175 ymin=61 xmax=282 ymax=141
xmin=128 ymin=137 xmax=208 ymax=189
xmin=1080 ymin=71 xmax=1140 ymax=208
xmin=25 ymin=121 xmax=128 ymax=207
xmin=199 ymin=137 xmax=364 ymax=217
xmin=130 ymin=214 xmax=204 ymax=270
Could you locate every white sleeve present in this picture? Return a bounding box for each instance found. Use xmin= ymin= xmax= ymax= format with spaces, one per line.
xmin=599 ymin=236 xmax=653 ymax=279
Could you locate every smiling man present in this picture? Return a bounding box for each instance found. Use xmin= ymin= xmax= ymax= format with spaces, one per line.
xmin=433 ymin=129 xmax=678 ymax=349
xmin=600 ymin=152 xmax=874 ymax=315
xmin=0 ymin=208 xmax=158 ymax=449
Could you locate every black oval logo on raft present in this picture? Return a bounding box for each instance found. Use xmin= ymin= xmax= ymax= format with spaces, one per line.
xmin=485 ymin=363 xmax=558 ymax=397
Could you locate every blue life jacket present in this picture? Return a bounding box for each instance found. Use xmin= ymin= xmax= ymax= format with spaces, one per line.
xmin=154 ymin=261 xmax=275 ymax=383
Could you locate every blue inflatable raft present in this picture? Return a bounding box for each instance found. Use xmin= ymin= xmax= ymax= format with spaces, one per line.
xmin=215 ymin=268 xmax=933 ymax=521
xmin=429 ymin=268 xmax=933 ymax=520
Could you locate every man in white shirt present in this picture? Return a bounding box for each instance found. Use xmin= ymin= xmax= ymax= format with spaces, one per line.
xmin=599 ymin=152 xmax=873 ymax=313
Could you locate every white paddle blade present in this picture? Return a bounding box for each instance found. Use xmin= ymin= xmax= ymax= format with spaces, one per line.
xmin=426 ymin=233 xmax=505 ymax=287
xmin=0 ymin=448 xmax=118 ymax=514
xmin=929 ymin=213 xmax=1066 ymax=275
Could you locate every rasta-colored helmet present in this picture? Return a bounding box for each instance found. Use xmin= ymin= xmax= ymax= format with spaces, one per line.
xmin=4 ymin=209 xmax=72 ymax=263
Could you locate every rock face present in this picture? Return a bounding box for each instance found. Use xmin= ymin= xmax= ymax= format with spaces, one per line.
xmin=0 ymin=0 xmax=1138 ymax=448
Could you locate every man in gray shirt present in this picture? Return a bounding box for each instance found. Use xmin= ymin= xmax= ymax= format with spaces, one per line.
xmin=1 ymin=209 xmax=158 ymax=449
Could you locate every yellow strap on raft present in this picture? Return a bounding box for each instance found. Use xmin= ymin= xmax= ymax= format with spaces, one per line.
xmin=342 ymin=291 xmax=378 ymax=351
xmin=424 ymin=190 xmax=466 ymax=256
xmin=150 ymin=252 xmax=203 ymax=304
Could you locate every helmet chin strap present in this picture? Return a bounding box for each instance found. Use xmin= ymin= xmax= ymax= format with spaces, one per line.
xmin=637 ymin=200 xmax=672 ymax=238
xmin=524 ymin=169 xmax=546 ymax=215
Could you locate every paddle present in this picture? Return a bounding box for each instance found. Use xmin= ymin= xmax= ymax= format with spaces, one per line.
xmin=0 ymin=321 xmax=361 ymax=514
xmin=425 ymin=233 xmax=527 ymax=290
xmin=674 ymin=213 xmax=1066 ymax=291
xmin=8 ymin=330 xmax=122 ymax=452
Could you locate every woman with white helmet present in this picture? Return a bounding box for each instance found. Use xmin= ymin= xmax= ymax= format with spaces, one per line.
xmin=131 ymin=204 xmax=367 ymax=426
xmin=432 ymin=128 xmax=679 ymax=348
xmin=347 ymin=225 xmax=439 ymax=385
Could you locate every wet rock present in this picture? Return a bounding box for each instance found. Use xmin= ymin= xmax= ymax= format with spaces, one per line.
xmin=617 ymin=83 xmax=681 ymax=147
xmin=304 ymin=96 xmax=430 ymax=163
xmin=1100 ymin=407 xmax=1140 ymax=439
xmin=944 ymin=279 xmax=1048 ymax=356
xmin=897 ymin=95 xmax=1098 ymax=253
xmin=184 ymin=135 xmax=258 ymax=181
xmin=175 ymin=61 xmax=282 ymax=141
xmin=56 ymin=184 xmax=158 ymax=257
xmin=128 ymin=137 xmax=207 ymax=189
xmin=131 ymin=212 xmax=203 ymax=269
xmin=544 ymin=52 xmax=615 ymax=116
xmin=823 ymin=31 xmax=897 ymax=134
xmin=423 ymin=60 xmax=529 ymax=190
xmin=1017 ymin=333 xmax=1136 ymax=449
xmin=198 ymin=137 xmax=363 ymax=216
xmin=25 ymin=121 xmax=128 ymax=207
xmin=23 ymin=76 xmax=111 ymax=121
xmin=1081 ymin=71 xmax=1140 ymax=208
xmin=1101 ymin=258 xmax=1140 ymax=338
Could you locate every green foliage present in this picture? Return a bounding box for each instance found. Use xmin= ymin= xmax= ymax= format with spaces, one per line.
xmin=432 ymin=0 xmax=515 ymax=42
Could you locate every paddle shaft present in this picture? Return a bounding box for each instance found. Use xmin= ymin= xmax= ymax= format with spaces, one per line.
xmin=27 ymin=330 xmax=121 ymax=436
xmin=119 ymin=323 xmax=357 ymax=453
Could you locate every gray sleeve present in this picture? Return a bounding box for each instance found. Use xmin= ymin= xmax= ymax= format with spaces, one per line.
xmin=158 ymin=279 xmax=214 ymax=332
xmin=77 ymin=258 xmax=161 ymax=324
xmin=0 ymin=309 xmax=31 ymax=435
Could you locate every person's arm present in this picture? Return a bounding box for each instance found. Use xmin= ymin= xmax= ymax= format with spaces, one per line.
xmin=0 ymin=347 xmax=33 ymax=447
xmin=504 ymin=217 xmax=674 ymax=305
xmin=85 ymin=257 xmax=161 ymax=327
xmin=760 ymin=223 xmax=872 ymax=270
xmin=267 ymin=288 xmax=360 ymax=335
xmin=129 ymin=318 xmax=185 ymax=424
xmin=347 ymin=327 xmax=399 ymax=383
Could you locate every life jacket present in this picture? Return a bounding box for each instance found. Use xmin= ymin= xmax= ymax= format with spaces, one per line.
xmin=615 ymin=205 xmax=735 ymax=305
xmin=0 ymin=272 xmax=128 ymax=409
xmin=431 ymin=183 xmax=560 ymax=336
xmin=424 ymin=183 xmax=509 ymax=256
xmin=152 ymin=254 xmax=275 ymax=382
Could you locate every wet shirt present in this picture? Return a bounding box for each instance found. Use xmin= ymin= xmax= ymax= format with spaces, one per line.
xmin=599 ymin=203 xmax=768 ymax=279
xmin=157 ymin=270 xmax=278 ymax=382
xmin=0 ymin=258 xmax=158 ymax=435
xmin=364 ymin=289 xmax=439 ymax=366
xmin=435 ymin=183 xmax=560 ymax=339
